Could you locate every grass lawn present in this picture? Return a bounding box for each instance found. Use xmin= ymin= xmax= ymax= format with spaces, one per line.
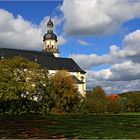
xmin=0 ymin=114 xmax=140 ymax=139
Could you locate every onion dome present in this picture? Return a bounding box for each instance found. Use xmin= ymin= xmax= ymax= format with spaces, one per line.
xmin=43 ymin=31 xmax=57 ymax=42
xmin=47 ymin=18 xmax=53 ymax=28
xmin=43 ymin=18 xmax=57 ymax=42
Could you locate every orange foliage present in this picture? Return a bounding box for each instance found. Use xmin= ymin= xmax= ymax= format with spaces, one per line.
xmin=107 ymin=94 xmax=119 ymax=102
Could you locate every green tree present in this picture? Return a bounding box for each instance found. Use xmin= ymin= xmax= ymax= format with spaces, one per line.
xmin=0 ymin=57 xmax=50 ymax=115
xmin=85 ymin=86 xmax=107 ymax=114
xmin=120 ymin=91 xmax=140 ymax=112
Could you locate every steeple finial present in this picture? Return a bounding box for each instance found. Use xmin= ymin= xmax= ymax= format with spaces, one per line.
xmin=47 ymin=17 xmax=53 ymax=28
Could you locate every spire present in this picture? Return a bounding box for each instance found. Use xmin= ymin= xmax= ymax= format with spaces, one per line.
xmin=43 ymin=17 xmax=60 ymax=57
xmin=47 ymin=17 xmax=53 ymax=28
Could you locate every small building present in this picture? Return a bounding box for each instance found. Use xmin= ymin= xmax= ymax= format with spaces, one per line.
xmin=0 ymin=18 xmax=86 ymax=96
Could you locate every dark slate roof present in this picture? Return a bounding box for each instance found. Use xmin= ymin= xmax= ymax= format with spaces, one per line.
xmin=0 ymin=48 xmax=86 ymax=74
xmin=55 ymin=58 xmax=85 ymax=73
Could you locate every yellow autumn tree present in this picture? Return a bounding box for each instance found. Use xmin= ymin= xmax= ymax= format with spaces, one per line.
xmin=50 ymin=70 xmax=81 ymax=114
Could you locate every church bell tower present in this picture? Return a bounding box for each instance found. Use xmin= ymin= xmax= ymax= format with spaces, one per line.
xmin=43 ymin=18 xmax=60 ymax=57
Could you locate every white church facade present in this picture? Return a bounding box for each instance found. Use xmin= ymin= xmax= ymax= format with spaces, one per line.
xmin=0 ymin=18 xmax=86 ymax=96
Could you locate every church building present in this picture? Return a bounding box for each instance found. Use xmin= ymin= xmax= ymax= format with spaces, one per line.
xmin=0 ymin=18 xmax=86 ymax=96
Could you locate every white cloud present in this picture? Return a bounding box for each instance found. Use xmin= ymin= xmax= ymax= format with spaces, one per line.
xmin=88 ymin=61 xmax=140 ymax=81
xmin=78 ymin=39 xmax=90 ymax=46
xmin=72 ymin=30 xmax=140 ymax=69
xmin=87 ymin=70 xmax=140 ymax=94
xmin=71 ymin=53 xmax=112 ymax=69
xmin=123 ymin=30 xmax=140 ymax=56
xmin=72 ymin=29 xmax=140 ymax=93
xmin=0 ymin=9 xmax=65 ymax=51
xmin=61 ymin=0 xmax=140 ymax=36
xmin=58 ymin=36 xmax=66 ymax=46
xmin=0 ymin=9 xmax=42 ymax=50
xmin=110 ymin=61 xmax=140 ymax=81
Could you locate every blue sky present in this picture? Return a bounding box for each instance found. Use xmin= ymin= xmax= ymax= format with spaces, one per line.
xmin=0 ymin=1 xmax=62 ymax=23
xmin=0 ymin=0 xmax=140 ymax=94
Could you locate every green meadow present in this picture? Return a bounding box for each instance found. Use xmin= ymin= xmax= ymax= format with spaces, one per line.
xmin=0 ymin=114 xmax=140 ymax=139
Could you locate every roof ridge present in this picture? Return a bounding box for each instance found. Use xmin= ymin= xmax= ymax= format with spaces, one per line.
xmin=0 ymin=48 xmax=55 ymax=56
xmin=0 ymin=47 xmax=41 ymax=53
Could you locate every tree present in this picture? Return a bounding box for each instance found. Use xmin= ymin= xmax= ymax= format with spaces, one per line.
xmin=0 ymin=57 xmax=83 ymax=115
xmin=119 ymin=91 xmax=140 ymax=112
xmin=85 ymin=86 xmax=107 ymax=114
xmin=106 ymin=94 xmax=122 ymax=113
xmin=50 ymin=70 xmax=81 ymax=114
xmin=107 ymin=94 xmax=119 ymax=102
xmin=0 ymin=57 xmax=50 ymax=115
xmin=92 ymin=86 xmax=106 ymax=100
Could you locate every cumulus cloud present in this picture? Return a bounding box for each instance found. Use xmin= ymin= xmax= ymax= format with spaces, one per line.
xmin=86 ymin=73 xmax=140 ymax=94
xmin=0 ymin=9 xmax=65 ymax=50
xmin=72 ymin=30 xmax=140 ymax=69
xmin=124 ymin=30 xmax=140 ymax=51
xmin=61 ymin=0 xmax=140 ymax=36
xmin=72 ymin=29 xmax=140 ymax=93
xmin=0 ymin=9 xmax=42 ymax=50
xmin=110 ymin=61 xmax=140 ymax=81
xmin=87 ymin=61 xmax=140 ymax=82
xmin=71 ymin=53 xmax=111 ymax=69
